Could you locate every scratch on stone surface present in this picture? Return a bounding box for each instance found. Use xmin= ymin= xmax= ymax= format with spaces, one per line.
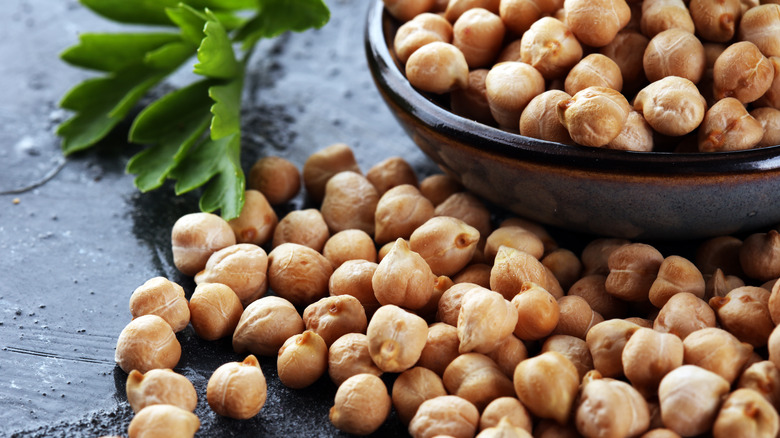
xmin=4 ymin=346 xmax=113 ymax=365
xmin=0 ymin=156 xmax=68 ymax=195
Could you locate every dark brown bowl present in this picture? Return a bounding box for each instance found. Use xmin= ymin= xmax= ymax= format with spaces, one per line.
xmin=364 ymin=0 xmax=780 ymax=240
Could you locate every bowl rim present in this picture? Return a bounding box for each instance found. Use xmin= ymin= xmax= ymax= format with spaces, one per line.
xmin=364 ymin=0 xmax=780 ymax=175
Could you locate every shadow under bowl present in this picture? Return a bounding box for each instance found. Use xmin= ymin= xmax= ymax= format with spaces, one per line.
xmin=364 ymin=0 xmax=780 ymax=240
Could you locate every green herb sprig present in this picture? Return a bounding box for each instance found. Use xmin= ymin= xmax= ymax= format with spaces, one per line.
xmin=58 ymin=0 xmax=330 ymax=219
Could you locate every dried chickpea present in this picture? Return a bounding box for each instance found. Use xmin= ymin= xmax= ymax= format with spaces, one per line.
xmin=267 ymin=242 xmax=333 ymax=307
xmin=320 ymin=171 xmax=379 ymax=236
xmin=129 ymin=277 xmax=190 ymax=333
xmin=513 ymin=352 xmax=579 ymax=425
xmin=565 ymin=54 xmax=623 ymax=95
xmin=565 ymin=0 xmax=631 ymax=47
xmin=605 ymin=242 xmax=664 ymax=302
xmin=499 ymin=217 xmax=558 ymax=254
xmin=126 ymin=369 xmax=197 ymax=413
xmin=713 ymin=388 xmax=780 ymax=438
xmin=194 ymin=243 xmax=268 ymax=307
xmin=568 ymin=275 xmax=628 ymax=320
xmin=581 ymin=238 xmax=629 ymax=276
xmin=689 ymin=0 xmax=741 ymax=43
xmin=272 ymin=208 xmax=329 ymax=251
xmin=207 ymin=355 xmax=267 ymax=419
xmin=710 ymin=286 xmax=774 ymax=347
xmin=492 ymin=245 xmax=564 ymax=300
xmin=366 ymin=156 xmax=419 ymax=195
xmin=713 ymin=41 xmax=774 ymax=103
xmin=542 ymin=335 xmax=593 ymax=380
xmin=393 ymin=367 xmax=448 ymax=425
xmin=552 ymin=295 xmax=603 ymax=340
xmin=683 ymin=327 xmax=753 ymax=384
xmin=739 ymin=4 xmax=780 ymax=58
xmin=373 ymin=238 xmax=435 ymax=309
xmin=769 ymin=325 xmax=780 ymax=370
xmin=383 ymin=0 xmax=435 ymax=22
xmin=751 ymin=107 xmax=780 ymax=147
xmin=586 ymin=320 xmax=641 ymax=378
xmin=658 ymin=365 xmax=730 ymax=437
xmin=115 ymin=314 xmax=181 ymax=374
xmin=519 ymin=17 xmax=583 ymax=80
xmin=451 ymin=69 xmax=495 ymax=125
xmin=436 ymin=282 xmax=476 ymax=326
xmin=410 ymin=216 xmax=480 ymax=276
xmin=737 ymin=361 xmax=780 ymax=410
xmin=600 ymin=31 xmax=650 ymax=92
xmin=409 ymin=395 xmax=480 ymax=438
xmin=643 ymin=29 xmax=706 ymax=84
xmin=303 ymin=295 xmax=367 ymax=346
xmin=648 ymin=255 xmax=705 ymax=308
xmin=575 ymin=375 xmax=650 ymax=438
xmin=329 ymin=259 xmax=380 ymax=316
xmin=452 ymin=8 xmax=505 ymax=68
xmin=416 ymin=322 xmax=460 ymax=376
xmin=511 ymin=282 xmax=560 ymax=341
xmin=443 ymin=353 xmax=515 ymax=412
xmin=228 ymin=190 xmax=277 ymax=246
xmin=499 ymin=0 xmax=544 ymax=35
xmin=533 ymin=420 xmax=582 ymax=438
xmin=486 ymin=334 xmax=528 ymax=378
xmin=477 ymin=417 xmax=532 ymax=437
xmin=188 ymin=283 xmax=243 ymax=341
xmin=367 ymin=304 xmax=429 ymax=373
xmin=698 ymin=97 xmax=765 ymax=152
xmin=277 ymin=330 xmax=328 ymax=389
xmin=247 ymin=156 xmax=300 ymax=205
xmin=653 ymin=292 xmax=716 ymax=339
xmin=457 ymin=287 xmax=518 ymax=354
xmin=484 ymin=226 xmax=544 ymax=262
xmin=622 ymin=327 xmax=684 ymax=397
xmin=769 ymin=279 xmax=780 ymax=325
xmin=329 ymin=373 xmax=391 ymax=436
xmin=640 ymin=0 xmax=695 ymax=38
xmin=394 ymin=13 xmax=454 ymax=64
xmin=453 ymin=263 xmax=492 ymax=288
xmin=557 ymin=86 xmax=632 ymax=147
xmin=419 ymin=174 xmax=464 ymax=207
xmin=406 ymin=41 xmax=469 ymax=94
xmin=302 ymin=143 xmax=361 ymax=203
xmin=322 ymin=229 xmax=376 ymax=268
xmin=485 ymin=61 xmax=546 ymax=130
xmin=634 ymin=76 xmax=707 ymax=136
xmin=518 ymin=90 xmax=573 ymax=144
xmin=375 ymin=184 xmax=435 ymax=245
xmin=127 ymin=404 xmax=199 ymax=438
xmin=740 ymin=230 xmax=780 ymax=282
xmin=606 ymin=109 xmax=655 ymax=151
xmin=542 ymin=248 xmax=582 ymax=293
xmin=445 ymin=0 xmax=501 ymax=23
xmin=328 ymin=333 xmax=383 ymax=386
xmin=171 ymin=212 xmax=236 ymax=276
xmin=756 ymin=56 xmax=780 ymax=109
xmin=640 ymin=429 xmax=682 ymax=438
xmin=480 ymin=397 xmax=532 ymax=433
xmin=232 ymin=296 xmax=304 ymax=356
xmin=434 ymin=192 xmax=492 ymax=238
xmin=696 ymin=235 xmax=744 ymax=277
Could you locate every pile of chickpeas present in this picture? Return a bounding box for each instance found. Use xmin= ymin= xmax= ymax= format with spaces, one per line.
xmin=107 ymin=142 xmax=780 ymax=437
xmin=388 ymin=0 xmax=780 ymax=152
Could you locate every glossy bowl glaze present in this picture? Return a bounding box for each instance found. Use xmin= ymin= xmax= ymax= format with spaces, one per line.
xmin=364 ymin=0 xmax=780 ymax=240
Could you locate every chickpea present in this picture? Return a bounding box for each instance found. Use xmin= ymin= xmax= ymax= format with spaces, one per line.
xmin=605 ymin=242 xmax=664 ymax=302
xmin=372 ymin=238 xmax=435 ymax=309
xmin=485 ymin=61 xmax=546 ymax=130
xmin=320 ymin=171 xmax=379 ymax=236
xmin=622 ymin=327 xmax=684 ymax=397
xmin=272 ymin=208 xmax=330 ymax=251
xmin=557 ymin=86 xmax=632 ymax=147
xmin=689 ymin=0 xmax=741 ymax=43
xmin=640 ymin=429 xmax=682 ymax=438
xmin=542 ymin=335 xmax=594 ymax=380
xmin=228 ymin=190 xmax=277 ymax=246
xmin=768 ymin=325 xmax=780 ymax=371
xmin=653 ymin=292 xmax=716 ymax=340
xmin=366 ymin=156 xmax=419 ymax=195
xmin=683 ymin=327 xmax=753 ymax=384
xmin=451 ymin=69 xmax=496 ymax=125
xmin=565 ymin=54 xmax=623 ymax=96
xmin=419 ymin=174 xmax=464 ymax=207
xmin=406 ymin=41 xmax=469 ymax=94
xmin=393 ymin=367 xmax=448 ymax=425
xmin=375 ymin=184 xmax=435 ymax=245
xmin=115 ymin=314 xmax=181 ymax=374
xmin=416 ymin=323 xmax=460 ymax=376
xmin=232 ymin=296 xmax=304 ymax=356
xmin=443 ymin=353 xmax=515 ymax=412
xmin=171 ymin=212 xmax=236 ymax=276
xmin=247 ymin=156 xmax=300 ymax=205
xmin=713 ymin=41 xmax=774 ymax=103
xmin=710 ymin=286 xmax=774 ymax=348
xmin=434 ymin=192 xmax=492 ymax=238
xmin=737 ymin=361 xmax=780 ymax=410
xmin=436 ymin=282 xmax=477 ymax=326
xmin=696 ymin=235 xmax=744 ymax=277
xmin=519 ymin=90 xmax=574 ymax=144
xmin=452 ymin=8 xmax=505 ymax=68
xmin=453 ymin=263 xmax=492 ymax=288
xmin=606 ymin=110 xmax=655 ymax=151
xmin=302 ymin=143 xmax=361 ymax=203
xmin=739 ymin=4 xmax=780 ymax=58
xmin=648 ymin=255 xmax=705 ymax=308
xmin=552 ymin=295 xmax=603 ymax=340
xmin=410 ymin=216 xmax=480 ymax=276
xmin=207 ymin=355 xmax=267 ymax=419
xmin=643 ymin=29 xmax=706 ymax=84
xmin=277 ymin=330 xmax=328 ymax=389
xmin=303 ymin=295 xmax=368 ymax=346
xmin=409 ymin=395 xmax=480 ymax=438
xmin=698 ymin=98 xmax=765 ymax=152
xmin=740 ymin=230 xmax=780 ymax=282
xmin=519 ymin=17 xmax=583 ymax=80
xmin=569 ymin=275 xmax=628 ymax=320
xmin=268 ymin=243 xmax=333 ymax=307
xmin=756 ymin=56 xmax=780 ymax=109
xmin=477 ymin=417 xmax=532 ymax=437
xmin=491 ymin=245 xmax=564 ymax=300
xmin=188 ymin=283 xmax=243 ymax=341
xmin=634 ymin=76 xmax=707 ymax=136
xmin=445 ymin=0 xmax=501 ymax=23
xmin=129 ymin=277 xmax=190 ymax=333
xmin=600 ymin=31 xmax=650 ymax=92
xmin=329 ymin=373 xmax=391 ymax=435
xmin=194 ymin=243 xmax=268 ymax=307
xmin=499 ymin=217 xmax=558 ymax=254
xmin=513 ymin=351 xmax=579 ymax=425
xmin=565 ymin=0 xmax=631 ymax=47
xmin=328 ymin=332 xmax=383 ymax=386
xmin=457 ymin=287 xmax=518 ymax=354
xmin=658 ymin=365 xmax=730 ymax=437
xmin=640 ymin=0 xmax=695 ymax=38
xmin=480 ymin=397 xmax=532 ymax=433
xmin=322 ymin=229 xmax=376 ymax=269
xmin=575 ymin=376 xmax=650 ymax=438
xmin=127 ymin=404 xmax=199 ymax=438
xmin=329 ymin=259 xmax=380 ymax=316
xmin=394 ymin=13 xmax=454 ymax=65
xmin=126 ymin=369 xmax=197 ymax=413
xmin=713 ymin=389 xmax=780 ymax=438
xmin=511 ymin=282 xmax=560 ymax=341
xmin=367 ymin=304 xmax=429 ymax=372
xmin=751 ymin=107 xmax=780 ymax=147
xmin=485 ymin=225 xmax=544 ymax=262
xmin=499 ymin=0 xmax=544 ymax=35
xmin=487 ymin=334 xmax=528 ymax=378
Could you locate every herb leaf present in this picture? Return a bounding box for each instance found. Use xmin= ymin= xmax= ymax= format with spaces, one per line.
xmin=193 ymin=13 xmax=240 ymax=79
xmin=235 ymin=0 xmax=330 ymax=48
xmin=60 ymin=33 xmax=181 ymax=72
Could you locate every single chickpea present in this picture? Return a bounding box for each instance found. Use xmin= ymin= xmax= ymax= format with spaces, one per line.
xmin=322 ymin=229 xmax=377 ymax=268
xmin=699 ymin=97 xmax=765 ymax=152
xmin=625 ymin=317 xmax=654 ymax=328
xmin=406 ymin=41 xmax=469 ymax=94
xmin=129 ymin=277 xmax=190 ymax=333
xmin=171 ymin=212 xmax=236 ymax=276
xmin=457 ymin=287 xmax=518 ymax=354
xmin=409 ymin=395 xmax=480 ymax=438
xmin=492 ymin=245 xmax=564 ymax=300
xmin=586 ymin=319 xmax=641 ymax=378
xmin=126 ymin=369 xmax=197 ymax=413
xmin=542 ymin=334 xmax=594 ymax=380
xmin=738 ymin=361 xmax=780 ymax=410
xmin=115 ymin=314 xmax=181 ymax=374
xmin=329 ymin=259 xmax=380 ymax=316
xmin=496 ymin=38 xmax=523 ymax=63
xmin=480 ymin=397 xmax=532 ymax=433
xmin=487 ymin=334 xmax=528 ymax=378
xmin=713 ymin=388 xmax=780 ymax=438
xmin=696 ymin=235 xmax=744 ymax=277
xmin=606 ymin=110 xmax=655 ymax=151
xmin=436 ymin=282 xmax=476 ymax=326
xmin=751 ymin=107 xmax=780 ymax=148
xmin=393 ymin=366 xmax=448 ymax=425
xmin=565 ymin=54 xmax=623 ymax=95
xmin=704 ymin=268 xmax=745 ymax=299
xmin=640 ymin=429 xmax=681 ymax=438
xmin=367 ymin=305 xmax=429 ymax=373
xmin=207 ymin=355 xmax=267 ymax=419
xmin=267 ymin=242 xmax=332 ymax=307
xmin=710 ymin=286 xmax=774 ymax=348
xmin=739 ymin=4 xmax=780 ymax=58
xmin=713 ymin=41 xmax=774 ymax=103
xmin=600 ymin=31 xmax=650 ymax=93
xmin=511 ymin=282 xmax=560 ymax=341
xmin=419 ymin=174 xmax=464 ymax=207
xmin=552 ymin=295 xmax=604 ymax=340
xmin=770 ymin=279 xmax=780 ymax=325
xmin=383 ymin=0 xmax=436 ymax=22
xmin=689 ymin=0 xmax=741 ymax=43
xmin=247 ymin=156 xmax=300 ymax=205
xmin=372 ymin=238 xmax=435 ymax=310
xmin=434 ymin=192 xmax=492 ymax=238
xmin=648 ymin=255 xmax=706 ymax=308
xmin=565 ymin=0 xmax=631 ymax=47
xmin=302 ymin=143 xmax=361 ymax=203
xmin=194 ymin=243 xmax=268 ymax=307
xmin=740 ymin=230 xmax=780 ymax=282
xmin=228 ymin=190 xmax=277 ymax=246
xmin=453 ymin=263 xmax=492 ymax=288
xmin=303 ymin=295 xmax=368 ymax=346
xmin=277 ymin=330 xmax=328 ymax=389
xmin=557 ymin=86 xmax=632 ymax=147
xmin=272 ymin=208 xmax=330 ymax=251
xmin=416 ymin=322 xmax=460 ymax=376
xmin=499 ymin=0 xmax=544 ymax=35
xmin=634 ymin=76 xmax=707 ymax=136
xmin=533 ymin=420 xmax=582 ymax=438
xmin=581 ymin=238 xmax=630 ymax=277
xmin=374 ymin=184 xmax=435 ymax=245
xmin=485 ymin=225 xmax=544 ymax=262
xmin=452 ymin=8 xmax=505 ymax=68
xmin=605 ymin=242 xmax=664 ymax=302
xmin=451 ymin=69 xmax=496 ymax=125
xmin=127 ymin=404 xmax=199 ymax=438
xmin=232 ymin=296 xmax=304 ymax=356
xmin=485 ymin=61 xmax=546 ymax=130
xmin=410 ymin=216 xmax=480 ymax=277
xmin=188 ymin=283 xmax=243 ymax=341
xmin=643 ymin=29 xmax=706 ymax=84
xmin=568 ymin=275 xmax=628 ymax=320
xmin=575 ymin=375 xmax=650 ymax=438
xmin=445 ymin=0 xmax=501 ymax=23
xmin=541 ymin=248 xmax=582 ymax=292
xmin=329 ymin=373 xmax=392 ymax=435
xmin=499 ymin=217 xmax=558 ymax=254
xmin=320 ymin=171 xmax=379 ymax=236
xmin=513 ymin=352 xmax=580 ymax=425
xmin=622 ymin=327 xmax=684 ymax=397
xmin=519 ymin=17 xmax=583 ymax=80
xmin=394 ymin=13 xmax=454 ymax=64
xmin=683 ymin=327 xmax=754 ymax=384
xmin=658 ymin=365 xmax=730 ymax=437
xmin=640 ymin=0 xmax=695 ymax=38
xmin=653 ymin=292 xmax=716 ymax=340
xmin=755 ymin=56 xmax=780 ymax=109
xmin=366 ymin=156 xmax=419 ymax=196
xmin=328 ymin=333 xmax=383 ymax=386
xmin=519 ymin=90 xmax=574 ymax=144
xmin=770 ymin=325 xmax=780 ymax=371
xmin=443 ymin=353 xmax=515 ymax=412
xmin=477 ymin=417 xmax=532 ymax=437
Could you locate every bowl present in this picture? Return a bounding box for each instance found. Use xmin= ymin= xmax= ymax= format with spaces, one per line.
xmin=364 ymin=0 xmax=780 ymax=241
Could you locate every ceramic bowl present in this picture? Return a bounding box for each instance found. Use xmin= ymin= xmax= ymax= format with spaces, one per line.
xmin=364 ymin=0 xmax=780 ymax=240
